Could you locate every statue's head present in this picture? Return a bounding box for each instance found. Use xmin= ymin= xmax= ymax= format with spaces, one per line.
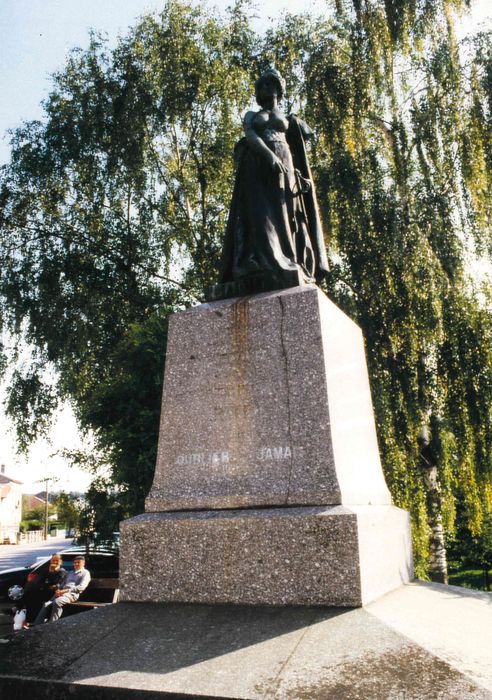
xmin=255 ymin=67 xmax=285 ymax=107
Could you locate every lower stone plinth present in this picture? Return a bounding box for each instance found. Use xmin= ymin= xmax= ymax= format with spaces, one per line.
xmin=120 ymin=505 xmax=412 ymax=607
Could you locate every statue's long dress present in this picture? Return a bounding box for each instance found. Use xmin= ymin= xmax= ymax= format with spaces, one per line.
xmin=214 ymin=114 xmax=329 ymax=299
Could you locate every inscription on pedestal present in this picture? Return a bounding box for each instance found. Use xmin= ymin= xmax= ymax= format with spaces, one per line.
xmin=175 ymin=452 xmax=230 ymax=467
xmin=175 ymin=445 xmax=303 ymax=468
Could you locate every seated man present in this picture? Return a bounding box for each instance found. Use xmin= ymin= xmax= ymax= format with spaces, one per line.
xmin=33 ymin=555 xmax=91 ymax=624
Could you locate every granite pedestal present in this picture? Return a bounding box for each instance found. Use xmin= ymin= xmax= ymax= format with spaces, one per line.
xmin=120 ymin=286 xmax=413 ymax=606
xmin=146 ymin=286 xmax=391 ymax=511
xmin=121 ymin=505 xmax=411 ymax=607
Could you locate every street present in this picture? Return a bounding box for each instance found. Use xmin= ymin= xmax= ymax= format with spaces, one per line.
xmin=0 ymin=536 xmax=73 ymax=571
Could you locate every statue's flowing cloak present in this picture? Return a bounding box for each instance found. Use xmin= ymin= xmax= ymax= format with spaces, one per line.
xmin=285 ymin=115 xmax=329 ymax=282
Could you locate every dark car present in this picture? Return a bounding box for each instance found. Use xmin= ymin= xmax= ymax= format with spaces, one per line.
xmin=1 ymin=547 xmax=119 ymax=603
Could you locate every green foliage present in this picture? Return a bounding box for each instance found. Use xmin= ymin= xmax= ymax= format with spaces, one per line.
xmin=448 ymin=566 xmax=492 ymax=591
xmin=0 ymin=0 xmax=491 ymax=574
xmin=52 ymin=491 xmax=82 ymax=530
xmin=22 ymin=500 xmax=57 ymax=533
xmin=264 ymin=0 xmax=491 ymax=575
xmin=27 ymin=521 xmax=44 ymax=531
xmin=447 ymin=500 xmax=492 ymax=571
xmin=23 ymin=504 xmax=55 ymax=521
xmin=76 ymin=310 xmax=172 ymax=514
xmin=23 ymin=507 xmax=46 ymax=522
xmin=78 ymin=477 xmax=124 ymax=543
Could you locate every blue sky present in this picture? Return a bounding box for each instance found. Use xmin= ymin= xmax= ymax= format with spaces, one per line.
xmin=0 ymin=0 xmax=332 ymax=164
xmin=0 ymin=0 xmax=490 ymax=492
xmin=1 ymin=0 xmax=164 ymax=164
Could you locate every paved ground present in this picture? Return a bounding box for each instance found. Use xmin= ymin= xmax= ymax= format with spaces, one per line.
xmin=0 ymin=536 xmax=73 ymax=570
xmin=0 ymin=609 xmax=13 ymax=637
xmin=0 ymin=582 xmax=490 ymax=699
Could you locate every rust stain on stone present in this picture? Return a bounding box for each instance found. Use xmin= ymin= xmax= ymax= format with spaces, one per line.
xmin=229 ymin=298 xmax=253 ymax=464
xmin=232 ymin=299 xmax=250 ymax=355
xmin=231 ymin=298 xmax=250 ymax=391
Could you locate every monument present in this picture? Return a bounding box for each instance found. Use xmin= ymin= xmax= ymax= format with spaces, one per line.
xmin=3 ymin=69 xmax=491 ymax=700
xmin=120 ymin=68 xmax=413 ymax=606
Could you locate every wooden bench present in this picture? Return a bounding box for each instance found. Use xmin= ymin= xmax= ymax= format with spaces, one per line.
xmin=67 ymin=578 xmax=120 ymax=609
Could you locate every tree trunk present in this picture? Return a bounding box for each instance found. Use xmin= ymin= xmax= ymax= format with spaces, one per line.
xmin=418 ymin=423 xmax=449 ymax=585
xmin=484 ymin=566 xmax=490 ymax=591
xmin=423 ymin=463 xmax=449 ymax=584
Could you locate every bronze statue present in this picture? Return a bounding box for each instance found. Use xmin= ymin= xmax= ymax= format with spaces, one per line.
xmin=207 ymin=68 xmax=329 ymax=301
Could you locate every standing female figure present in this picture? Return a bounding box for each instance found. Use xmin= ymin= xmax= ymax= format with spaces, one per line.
xmin=209 ymin=68 xmax=329 ymax=300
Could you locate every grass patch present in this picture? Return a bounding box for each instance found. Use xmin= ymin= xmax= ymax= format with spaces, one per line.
xmin=448 ymin=567 xmax=491 ymax=592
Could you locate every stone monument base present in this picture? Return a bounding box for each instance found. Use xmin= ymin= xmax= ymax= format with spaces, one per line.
xmin=1 ymin=582 xmax=491 ymax=699
xmin=121 ymin=286 xmax=414 ymax=608
xmin=120 ymin=504 xmax=412 ymax=607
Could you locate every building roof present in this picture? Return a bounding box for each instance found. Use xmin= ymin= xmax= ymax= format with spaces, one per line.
xmin=0 ymin=473 xmax=23 ymax=486
xmin=33 ymin=491 xmax=56 ymax=504
xmin=23 ymin=494 xmax=46 ymax=509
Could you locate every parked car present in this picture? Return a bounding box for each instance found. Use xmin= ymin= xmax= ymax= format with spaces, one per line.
xmin=1 ymin=547 xmax=119 ymax=603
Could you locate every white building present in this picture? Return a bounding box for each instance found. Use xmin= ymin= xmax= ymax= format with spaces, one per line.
xmin=0 ymin=465 xmax=23 ymax=543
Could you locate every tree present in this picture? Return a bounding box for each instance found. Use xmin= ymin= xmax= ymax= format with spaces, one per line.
xmin=75 ymin=477 xmax=124 ymax=552
xmin=21 ymin=501 xmax=57 ymax=531
xmin=447 ymin=501 xmax=492 ymax=590
xmin=0 ymin=0 xmax=490 ymax=576
xmin=52 ymin=491 xmax=82 ymax=531
xmin=262 ymin=0 xmax=492 ymax=576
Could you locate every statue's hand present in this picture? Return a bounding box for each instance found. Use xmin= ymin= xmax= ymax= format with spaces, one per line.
xmin=269 ymin=153 xmax=287 ymax=174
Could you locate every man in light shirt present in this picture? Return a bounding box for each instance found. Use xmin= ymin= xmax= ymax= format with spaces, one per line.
xmin=33 ymin=555 xmax=91 ymax=624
